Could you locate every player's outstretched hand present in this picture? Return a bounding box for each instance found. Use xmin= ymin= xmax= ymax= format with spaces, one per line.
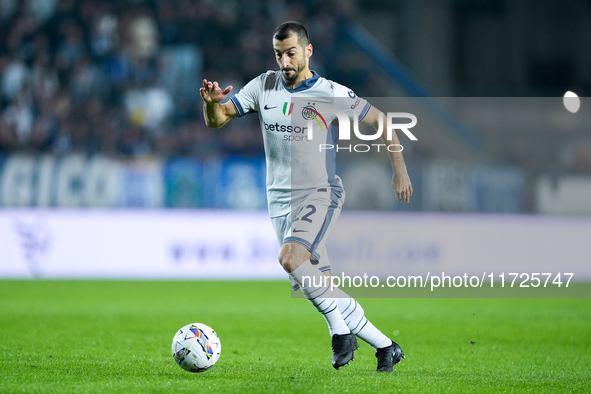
xmin=200 ymin=79 xmax=233 ymax=104
xmin=393 ymin=172 xmax=413 ymax=204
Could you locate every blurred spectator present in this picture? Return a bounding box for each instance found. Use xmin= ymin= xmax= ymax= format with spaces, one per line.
xmin=156 ymin=2 xmax=180 ymax=45
xmin=89 ymin=5 xmax=118 ymax=58
xmin=29 ymin=96 xmax=57 ymax=152
xmin=28 ymin=0 xmax=59 ymax=22
xmin=126 ymin=8 xmax=159 ymax=61
xmin=124 ymin=76 xmax=173 ymax=134
xmin=2 ymin=52 xmax=29 ymax=101
xmin=3 ymin=88 xmax=34 ymax=144
xmin=55 ymin=20 xmax=86 ymax=74
xmin=31 ymin=51 xmax=60 ymax=99
xmin=70 ymin=54 xmax=104 ymax=99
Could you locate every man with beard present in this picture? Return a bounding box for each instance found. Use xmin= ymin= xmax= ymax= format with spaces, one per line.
xmin=200 ymin=21 xmax=413 ymax=372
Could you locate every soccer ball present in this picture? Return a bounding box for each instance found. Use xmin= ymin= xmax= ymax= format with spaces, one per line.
xmin=171 ymin=323 xmax=221 ymax=372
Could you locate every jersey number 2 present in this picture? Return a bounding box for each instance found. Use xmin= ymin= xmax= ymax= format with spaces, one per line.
xmin=297 ymin=205 xmax=316 ymax=223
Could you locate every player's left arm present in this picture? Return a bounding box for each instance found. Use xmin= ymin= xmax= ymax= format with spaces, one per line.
xmin=361 ymin=106 xmax=413 ymax=203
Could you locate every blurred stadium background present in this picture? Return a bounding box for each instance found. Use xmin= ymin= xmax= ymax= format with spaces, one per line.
xmin=1 ymin=0 xmax=590 ymax=279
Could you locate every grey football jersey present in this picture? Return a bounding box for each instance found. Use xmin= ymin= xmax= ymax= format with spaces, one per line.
xmin=230 ymin=70 xmax=371 ymax=217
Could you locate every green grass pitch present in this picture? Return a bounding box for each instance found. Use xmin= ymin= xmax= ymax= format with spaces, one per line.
xmin=1 ymin=281 xmax=590 ymax=393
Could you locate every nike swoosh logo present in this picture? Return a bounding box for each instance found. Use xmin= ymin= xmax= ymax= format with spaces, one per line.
xmin=264 ymin=105 xmax=277 ymax=110
xmin=292 ymin=229 xmax=307 ymax=233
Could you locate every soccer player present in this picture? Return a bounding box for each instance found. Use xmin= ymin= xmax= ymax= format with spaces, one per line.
xmin=200 ymin=21 xmax=413 ymax=372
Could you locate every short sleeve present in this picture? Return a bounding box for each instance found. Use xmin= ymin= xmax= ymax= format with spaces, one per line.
xmin=229 ymin=74 xmax=262 ymax=117
xmin=332 ymin=84 xmax=372 ymax=123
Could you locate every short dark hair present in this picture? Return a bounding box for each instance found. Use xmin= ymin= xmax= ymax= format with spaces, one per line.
xmin=273 ymin=21 xmax=310 ymax=48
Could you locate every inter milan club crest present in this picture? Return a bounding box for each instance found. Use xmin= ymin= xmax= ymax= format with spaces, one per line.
xmin=282 ymin=102 xmax=294 ymax=116
xmin=301 ymin=102 xmax=327 ymax=131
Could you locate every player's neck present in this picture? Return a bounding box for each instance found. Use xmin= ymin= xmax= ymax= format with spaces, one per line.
xmin=284 ymin=69 xmax=314 ymax=89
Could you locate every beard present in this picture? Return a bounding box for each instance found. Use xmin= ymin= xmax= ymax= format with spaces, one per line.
xmin=281 ymin=59 xmax=306 ymax=83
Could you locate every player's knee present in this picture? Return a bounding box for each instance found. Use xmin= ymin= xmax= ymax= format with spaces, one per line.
xmin=278 ymin=244 xmax=293 ymax=273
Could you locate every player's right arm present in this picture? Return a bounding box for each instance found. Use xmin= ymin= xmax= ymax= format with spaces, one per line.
xmin=200 ymin=79 xmax=237 ymax=128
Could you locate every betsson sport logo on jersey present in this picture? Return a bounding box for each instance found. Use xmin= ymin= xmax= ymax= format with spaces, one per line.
xmin=263 ymin=101 xmax=327 ymax=142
